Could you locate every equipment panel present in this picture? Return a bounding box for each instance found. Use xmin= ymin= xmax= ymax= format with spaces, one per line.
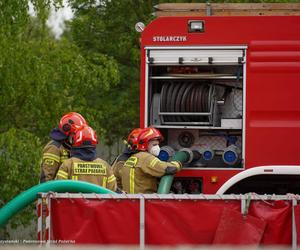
xmin=146 ymin=47 xmax=245 ymax=169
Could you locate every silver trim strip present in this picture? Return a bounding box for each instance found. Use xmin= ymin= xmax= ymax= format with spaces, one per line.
xmin=243 ymin=51 xmax=247 ymax=166
xmin=41 ymin=192 xmax=299 ymax=201
xmin=151 ymin=76 xmax=241 ymax=80
xmin=145 ymin=46 xmax=248 ymax=50
xmin=144 ymin=49 xmax=149 ymax=127
xmin=153 ymin=125 xmax=242 ymax=130
xmin=292 ymin=199 xmax=298 ymax=250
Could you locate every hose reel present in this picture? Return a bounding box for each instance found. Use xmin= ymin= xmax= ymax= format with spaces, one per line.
xmin=158 ymin=81 xmax=216 ymax=125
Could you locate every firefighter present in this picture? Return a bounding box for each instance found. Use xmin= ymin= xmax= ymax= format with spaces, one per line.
xmin=111 ymin=128 xmax=142 ymax=191
xmin=121 ymin=127 xmax=182 ymax=194
xmin=55 ymin=125 xmax=117 ymax=191
xmin=40 ymin=112 xmax=87 ymax=183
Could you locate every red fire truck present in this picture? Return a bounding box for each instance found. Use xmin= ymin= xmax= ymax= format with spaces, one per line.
xmin=138 ymin=3 xmax=300 ymax=195
xmin=31 ymin=4 xmax=300 ymax=247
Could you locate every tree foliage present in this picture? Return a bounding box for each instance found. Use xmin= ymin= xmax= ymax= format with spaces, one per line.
xmin=0 ymin=129 xmax=41 ymax=228
xmin=0 ymin=128 xmax=41 ymax=202
xmin=66 ymin=0 xmax=155 ymax=145
xmin=0 ymin=36 xmax=119 ymax=140
xmin=0 ymin=0 xmax=119 ymax=232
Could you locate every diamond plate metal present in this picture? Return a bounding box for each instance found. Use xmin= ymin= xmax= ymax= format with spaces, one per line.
xmin=220 ymin=89 xmax=243 ymax=118
xmin=168 ymin=129 xmax=241 ymax=151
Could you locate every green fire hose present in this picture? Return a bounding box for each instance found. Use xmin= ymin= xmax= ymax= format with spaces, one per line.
xmin=157 ymin=150 xmax=190 ymax=194
xmin=0 ymin=180 xmax=115 ymax=227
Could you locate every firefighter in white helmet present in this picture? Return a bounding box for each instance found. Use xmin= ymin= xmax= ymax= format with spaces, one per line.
xmin=121 ymin=127 xmax=182 ymax=194
xmin=55 ymin=125 xmax=117 ymax=191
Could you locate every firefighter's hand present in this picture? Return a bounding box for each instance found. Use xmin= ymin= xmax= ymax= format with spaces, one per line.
xmin=170 ymin=160 xmax=182 ymax=170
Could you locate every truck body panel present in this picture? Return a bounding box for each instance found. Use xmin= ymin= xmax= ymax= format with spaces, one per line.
xmin=140 ymin=16 xmax=300 ymax=194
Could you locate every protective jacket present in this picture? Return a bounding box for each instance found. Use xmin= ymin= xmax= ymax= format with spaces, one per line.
xmin=111 ymin=149 xmax=134 ymax=190
xmin=40 ymin=140 xmax=70 ymax=183
xmin=121 ymin=151 xmax=181 ymax=194
xmin=56 ymin=157 xmax=117 ymax=191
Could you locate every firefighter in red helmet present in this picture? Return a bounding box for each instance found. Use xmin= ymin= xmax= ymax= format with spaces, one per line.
xmin=40 ymin=112 xmax=87 ymax=183
xmin=111 ymin=128 xmax=142 ymax=191
xmin=55 ymin=125 xmax=117 ymax=191
xmin=121 ymin=127 xmax=182 ymax=194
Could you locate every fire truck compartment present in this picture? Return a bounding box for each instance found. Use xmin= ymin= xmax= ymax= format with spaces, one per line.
xmin=146 ymin=47 xmax=245 ymax=170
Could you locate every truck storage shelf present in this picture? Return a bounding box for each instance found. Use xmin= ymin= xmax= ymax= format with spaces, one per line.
xmin=153 ymin=125 xmax=242 ymax=130
xmin=151 ymin=74 xmax=242 ymax=80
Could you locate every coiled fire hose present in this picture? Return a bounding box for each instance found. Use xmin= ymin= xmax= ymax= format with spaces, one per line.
xmin=160 ymin=82 xmax=210 ymax=123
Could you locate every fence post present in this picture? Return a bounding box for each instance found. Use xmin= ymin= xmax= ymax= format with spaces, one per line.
xmin=292 ymin=198 xmax=297 ymax=250
xmin=140 ymin=195 xmax=145 ymax=250
xmin=37 ymin=195 xmax=43 ymax=243
xmin=45 ymin=193 xmax=52 ymax=246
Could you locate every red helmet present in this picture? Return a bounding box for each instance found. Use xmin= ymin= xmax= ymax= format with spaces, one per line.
xmin=59 ymin=112 xmax=87 ymax=137
xmin=71 ymin=125 xmax=98 ymax=148
xmin=136 ymin=127 xmax=163 ymax=151
xmin=127 ymin=128 xmax=142 ymax=150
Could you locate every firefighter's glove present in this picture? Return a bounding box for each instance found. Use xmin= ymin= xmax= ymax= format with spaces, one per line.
xmin=165 ymin=161 xmax=182 ymax=175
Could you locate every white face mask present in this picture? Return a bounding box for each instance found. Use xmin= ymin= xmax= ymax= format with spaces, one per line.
xmin=149 ymin=145 xmax=160 ymax=156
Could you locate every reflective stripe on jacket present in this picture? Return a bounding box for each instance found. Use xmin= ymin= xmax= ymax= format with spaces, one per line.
xmin=121 ymin=151 xmax=181 ymax=194
xmin=55 ymin=157 xmax=117 ymax=191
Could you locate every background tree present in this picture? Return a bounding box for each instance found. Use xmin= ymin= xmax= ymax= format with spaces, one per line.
xmin=0 ymin=129 xmax=42 ymax=231
xmin=0 ymin=0 xmax=119 ymax=236
xmin=66 ymin=0 xmax=151 ymax=145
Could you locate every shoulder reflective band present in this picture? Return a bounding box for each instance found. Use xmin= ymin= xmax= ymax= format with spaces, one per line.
xmin=107 ymin=175 xmax=116 ymax=183
xmin=150 ymin=158 xmax=160 ymax=168
xmin=56 ymin=170 xmax=68 ymax=179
